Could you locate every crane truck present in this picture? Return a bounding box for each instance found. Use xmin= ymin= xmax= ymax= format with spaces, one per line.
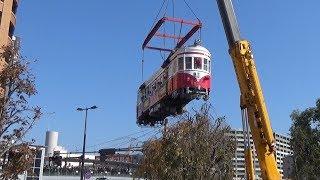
xmin=215 ymin=0 xmax=281 ymax=179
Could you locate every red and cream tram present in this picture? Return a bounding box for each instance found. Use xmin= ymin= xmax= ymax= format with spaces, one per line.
xmin=137 ymin=42 xmax=212 ymax=125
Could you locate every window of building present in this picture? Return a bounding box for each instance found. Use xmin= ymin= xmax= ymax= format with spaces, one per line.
xmin=0 ymin=11 xmax=2 ymax=26
xmin=178 ymin=57 xmax=184 ymax=70
xmin=140 ymin=94 xmax=144 ymax=102
xmin=36 ymin=151 xmax=42 ymax=158
xmin=138 ymin=91 xmax=143 ymax=103
xmin=204 ymin=58 xmax=208 ymax=71
xmin=185 ymin=57 xmax=192 ymax=69
xmin=157 ymin=81 xmax=162 ymax=88
xmin=34 ymin=159 xmax=41 ymax=167
xmin=12 ymin=0 xmax=18 ymax=15
xmin=9 ymin=22 xmax=15 ymax=38
xmin=194 ymin=57 xmax=202 ymax=69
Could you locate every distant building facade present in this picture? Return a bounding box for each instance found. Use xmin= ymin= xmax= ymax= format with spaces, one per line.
xmin=1 ymin=146 xmax=45 ymax=180
xmin=230 ymin=129 xmax=293 ymax=179
xmin=24 ymin=146 xmax=45 ymax=180
xmin=0 ymin=0 xmax=18 ymax=47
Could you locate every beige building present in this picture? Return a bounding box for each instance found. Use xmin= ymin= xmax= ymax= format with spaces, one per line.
xmin=0 ymin=0 xmax=18 ymax=68
xmin=0 ymin=0 xmax=18 ymax=46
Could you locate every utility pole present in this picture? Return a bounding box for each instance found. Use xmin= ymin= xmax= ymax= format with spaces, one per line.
xmin=77 ymin=105 xmax=97 ymax=180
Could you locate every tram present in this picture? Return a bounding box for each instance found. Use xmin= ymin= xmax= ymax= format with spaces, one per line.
xmin=137 ymin=42 xmax=212 ymax=125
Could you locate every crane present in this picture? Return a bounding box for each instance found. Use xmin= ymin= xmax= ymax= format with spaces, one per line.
xmin=215 ymin=0 xmax=281 ymax=179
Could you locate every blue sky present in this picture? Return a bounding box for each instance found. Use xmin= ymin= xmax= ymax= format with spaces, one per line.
xmin=16 ymin=1 xmax=320 ymax=151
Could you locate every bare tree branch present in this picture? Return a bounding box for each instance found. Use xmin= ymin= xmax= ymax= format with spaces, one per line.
xmin=0 ymin=44 xmax=41 ymax=175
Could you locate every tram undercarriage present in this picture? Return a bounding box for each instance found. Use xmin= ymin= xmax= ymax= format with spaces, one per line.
xmin=137 ymin=87 xmax=209 ymax=126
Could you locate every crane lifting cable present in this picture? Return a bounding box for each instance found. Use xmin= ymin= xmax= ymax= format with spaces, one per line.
xmin=141 ymin=0 xmax=202 ymax=81
xmin=142 ymin=17 xmax=202 ymax=67
xmin=141 ymin=0 xmax=168 ymax=81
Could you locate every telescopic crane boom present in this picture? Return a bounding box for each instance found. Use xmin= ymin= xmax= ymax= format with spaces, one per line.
xmin=215 ymin=0 xmax=281 ymax=179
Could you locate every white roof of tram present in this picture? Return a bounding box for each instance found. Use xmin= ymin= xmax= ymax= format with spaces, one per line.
xmin=173 ymin=44 xmax=211 ymax=58
xmin=139 ymin=44 xmax=211 ymax=89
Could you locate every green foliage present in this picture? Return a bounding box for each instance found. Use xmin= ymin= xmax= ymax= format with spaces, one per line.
xmin=290 ymin=99 xmax=320 ymax=179
xmin=136 ymin=104 xmax=235 ymax=179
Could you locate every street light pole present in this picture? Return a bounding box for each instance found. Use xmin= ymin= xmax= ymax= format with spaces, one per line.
xmin=77 ymin=106 xmax=97 ymax=180
xmin=80 ymin=109 xmax=88 ymax=180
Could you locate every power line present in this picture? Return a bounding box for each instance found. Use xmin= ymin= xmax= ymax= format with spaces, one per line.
xmin=86 ymin=128 xmax=153 ymax=150
xmin=113 ymin=128 xmax=161 ymax=148
xmin=113 ymin=129 xmax=159 ymax=148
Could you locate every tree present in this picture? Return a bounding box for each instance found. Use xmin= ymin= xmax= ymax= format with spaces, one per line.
xmin=290 ymin=98 xmax=320 ymax=179
xmin=136 ymin=104 xmax=235 ymax=179
xmin=0 ymin=43 xmax=41 ymax=177
xmin=1 ymin=144 xmax=36 ymax=179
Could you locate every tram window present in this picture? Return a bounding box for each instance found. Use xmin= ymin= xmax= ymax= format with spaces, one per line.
xmin=178 ymin=57 xmax=184 ymax=70
xmin=194 ymin=57 xmax=202 ymax=69
xmin=185 ymin=57 xmax=192 ymax=69
xmin=140 ymin=89 xmax=146 ymax=102
xmin=173 ymin=61 xmax=177 ymax=73
xmin=204 ymin=58 xmax=208 ymax=71
xmin=208 ymin=60 xmax=211 ymax=72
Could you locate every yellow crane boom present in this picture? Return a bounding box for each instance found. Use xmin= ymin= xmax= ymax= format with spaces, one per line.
xmin=215 ymin=0 xmax=281 ymax=179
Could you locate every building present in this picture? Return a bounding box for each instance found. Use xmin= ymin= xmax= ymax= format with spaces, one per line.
xmin=230 ymin=129 xmax=293 ymax=179
xmin=23 ymin=146 xmax=45 ymax=180
xmin=274 ymin=132 xmax=293 ymax=176
xmin=0 ymin=145 xmax=45 ymax=180
xmin=0 ymin=0 xmax=18 ymax=47
xmin=0 ymin=0 xmax=18 ymax=98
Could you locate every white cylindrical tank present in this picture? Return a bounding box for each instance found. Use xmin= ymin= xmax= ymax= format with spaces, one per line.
xmin=45 ymin=131 xmax=58 ymax=157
